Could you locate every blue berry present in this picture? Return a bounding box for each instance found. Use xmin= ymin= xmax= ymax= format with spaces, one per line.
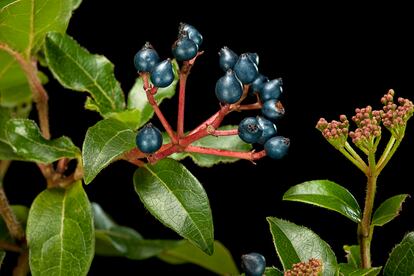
xmin=257 ymin=116 xmax=277 ymax=144
xmin=150 ymin=59 xmax=174 ymax=88
xmin=264 ymin=136 xmax=290 ymax=159
xmin=172 ymin=34 xmax=198 ymax=61
xmin=234 ymin=54 xmax=259 ymax=84
xmin=180 ymin=23 xmax=203 ymax=47
xmin=219 ymin=46 xmax=238 ymax=71
xmin=260 ymin=78 xmax=283 ymax=101
xmin=238 ymin=117 xmax=263 ymax=144
xmin=262 ymin=99 xmax=285 ymax=120
xmin=215 ymin=70 xmax=243 ymax=104
xmin=134 ymin=42 xmax=160 ymax=72
xmin=241 ymin=252 xmax=266 ymax=276
xmin=136 ymin=124 xmax=163 ymax=154
xmin=249 ymin=74 xmax=268 ymax=95
xmin=247 ymin=52 xmax=259 ymax=66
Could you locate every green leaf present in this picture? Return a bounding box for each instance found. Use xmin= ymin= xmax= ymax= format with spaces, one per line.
xmin=338 ymin=263 xmax=381 ymax=276
xmin=5 ymin=119 xmax=80 ymax=163
xmin=83 ymin=119 xmax=136 ymax=184
xmin=133 ymin=158 xmax=214 ymax=255
xmin=264 ymin=267 xmax=284 ymax=276
xmin=44 ymin=32 xmax=125 ymax=116
xmin=0 ymin=0 xmax=80 ymax=57
xmin=159 ymin=240 xmax=239 ymax=275
xmin=107 ymin=109 xmax=141 ymax=130
xmin=91 ymin=202 xmax=116 ymax=230
xmin=164 ymin=125 xmax=253 ymax=167
xmin=27 ymin=181 xmax=94 ymax=276
xmin=372 ymin=194 xmax=409 ymax=227
xmin=0 ymin=205 xmax=29 ymax=241
xmin=0 ymin=107 xmax=19 ymax=160
xmin=384 ymin=232 xmax=414 ymax=275
xmin=267 ymin=217 xmax=337 ymax=275
xmin=127 ymin=61 xmax=179 ymax=128
xmin=283 ymin=180 xmax=361 ymax=223
xmin=343 ymin=245 xmax=361 ymax=268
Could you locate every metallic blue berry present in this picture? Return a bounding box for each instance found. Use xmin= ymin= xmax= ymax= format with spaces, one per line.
xmin=219 ymin=46 xmax=238 ymax=71
xmin=215 ymin=70 xmax=243 ymax=104
xmin=234 ymin=54 xmax=259 ymax=84
xmin=241 ymin=252 xmax=266 ymax=276
xmin=257 ymin=116 xmax=277 ymax=144
xmin=134 ymin=42 xmax=160 ymax=72
xmin=136 ymin=124 xmax=163 ymax=154
xmin=247 ymin=52 xmax=259 ymax=66
xmin=172 ymin=34 xmax=198 ymax=61
xmin=150 ymin=59 xmax=174 ymax=88
xmin=264 ymin=136 xmax=290 ymax=159
xmin=180 ymin=23 xmax=203 ymax=47
xmin=238 ymin=117 xmax=263 ymax=144
xmin=262 ymin=99 xmax=285 ymax=120
xmin=260 ymin=78 xmax=283 ymax=101
xmin=249 ymin=74 xmax=268 ymax=95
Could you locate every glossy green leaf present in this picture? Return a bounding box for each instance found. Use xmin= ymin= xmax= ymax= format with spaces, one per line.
xmin=267 ymin=217 xmax=337 ymax=275
xmin=107 ymin=109 xmax=141 ymax=130
xmin=127 ymin=61 xmax=179 ymax=128
xmin=283 ymin=180 xmax=361 ymax=223
xmin=338 ymin=264 xmax=381 ymax=276
xmin=91 ymin=202 xmax=116 ymax=230
xmin=0 ymin=205 xmax=29 ymax=241
xmin=0 ymin=107 xmax=17 ymax=160
xmin=83 ymin=119 xmax=136 ymax=184
xmin=5 ymin=119 xmax=80 ymax=163
xmin=372 ymin=194 xmax=409 ymax=227
xmin=264 ymin=267 xmax=284 ymax=276
xmin=159 ymin=240 xmax=239 ymax=275
xmin=27 ymin=181 xmax=94 ymax=276
xmin=343 ymin=245 xmax=361 ymax=268
xmin=134 ymin=158 xmax=214 ymax=255
xmin=44 ymin=32 xmax=125 ymax=116
xmin=164 ymin=125 xmax=253 ymax=167
xmin=0 ymin=0 xmax=80 ymax=57
xmin=384 ymin=232 xmax=414 ymax=275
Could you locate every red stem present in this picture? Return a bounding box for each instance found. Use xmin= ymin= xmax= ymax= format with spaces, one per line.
xmin=185 ymin=145 xmax=266 ymax=161
xmin=177 ymin=67 xmax=189 ymax=137
xmin=209 ymin=129 xmax=238 ymax=136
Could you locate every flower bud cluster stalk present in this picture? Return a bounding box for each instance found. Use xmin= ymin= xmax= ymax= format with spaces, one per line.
xmin=316 ymin=89 xmax=413 ymax=269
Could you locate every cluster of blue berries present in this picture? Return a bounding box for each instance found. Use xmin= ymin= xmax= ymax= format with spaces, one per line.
xmin=216 ymin=47 xmax=289 ymax=159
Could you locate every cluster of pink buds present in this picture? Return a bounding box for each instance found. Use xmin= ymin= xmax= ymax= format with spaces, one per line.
xmin=348 ymin=105 xmax=382 ymax=152
xmin=380 ymin=89 xmax=414 ymax=139
xmin=284 ymin=258 xmax=322 ymax=276
xmin=316 ymin=115 xmax=349 ymax=149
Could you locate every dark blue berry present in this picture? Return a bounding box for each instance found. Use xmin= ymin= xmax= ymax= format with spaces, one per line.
xmin=234 ymin=54 xmax=259 ymax=84
xmin=247 ymin=52 xmax=259 ymax=66
xmin=134 ymin=42 xmax=160 ymax=72
xmin=249 ymin=74 xmax=268 ymax=95
xmin=259 ymin=78 xmax=283 ymax=101
xmin=238 ymin=117 xmax=263 ymax=144
xmin=215 ymin=70 xmax=243 ymax=104
xmin=264 ymin=136 xmax=290 ymax=159
xmin=150 ymin=59 xmax=174 ymax=88
xmin=241 ymin=252 xmax=266 ymax=276
xmin=172 ymin=34 xmax=198 ymax=61
xmin=262 ymin=99 xmax=285 ymax=120
xmin=257 ymin=116 xmax=277 ymax=144
xmin=136 ymin=124 xmax=163 ymax=154
xmin=219 ymin=46 xmax=238 ymax=71
xmin=180 ymin=23 xmax=203 ymax=47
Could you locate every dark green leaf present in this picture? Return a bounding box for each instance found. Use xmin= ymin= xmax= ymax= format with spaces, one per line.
xmin=44 ymin=32 xmax=125 ymax=116
xmin=127 ymin=61 xmax=179 ymax=128
xmin=5 ymin=119 xmax=80 ymax=163
xmin=134 ymin=158 xmax=214 ymax=255
xmin=264 ymin=267 xmax=284 ymax=276
xmin=267 ymin=217 xmax=337 ymax=275
xmin=165 ymin=125 xmax=252 ymax=167
xmin=384 ymin=232 xmax=414 ymax=275
xmin=372 ymin=194 xmax=409 ymax=227
xmin=338 ymin=263 xmax=381 ymax=276
xmin=27 ymin=181 xmax=94 ymax=276
xmin=283 ymin=180 xmax=361 ymax=223
xmin=83 ymin=119 xmax=136 ymax=184
xmin=0 ymin=0 xmax=80 ymax=56
xmin=343 ymin=245 xmax=361 ymax=268
xmin=159 ymin=240 xmax=239 ymax=275
xmin=0 ymin=205 xmax=29 ymax=241
xmin=91 ymin=202 xmax=116 ymax=230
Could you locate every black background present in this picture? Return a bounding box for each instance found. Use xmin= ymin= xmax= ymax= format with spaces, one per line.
xmin=3 ymin=1 xmax=414 ymax=275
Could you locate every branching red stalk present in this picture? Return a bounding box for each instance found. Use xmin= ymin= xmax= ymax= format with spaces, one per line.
xmin=185 ymin=145 xmax=266 ymax=161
